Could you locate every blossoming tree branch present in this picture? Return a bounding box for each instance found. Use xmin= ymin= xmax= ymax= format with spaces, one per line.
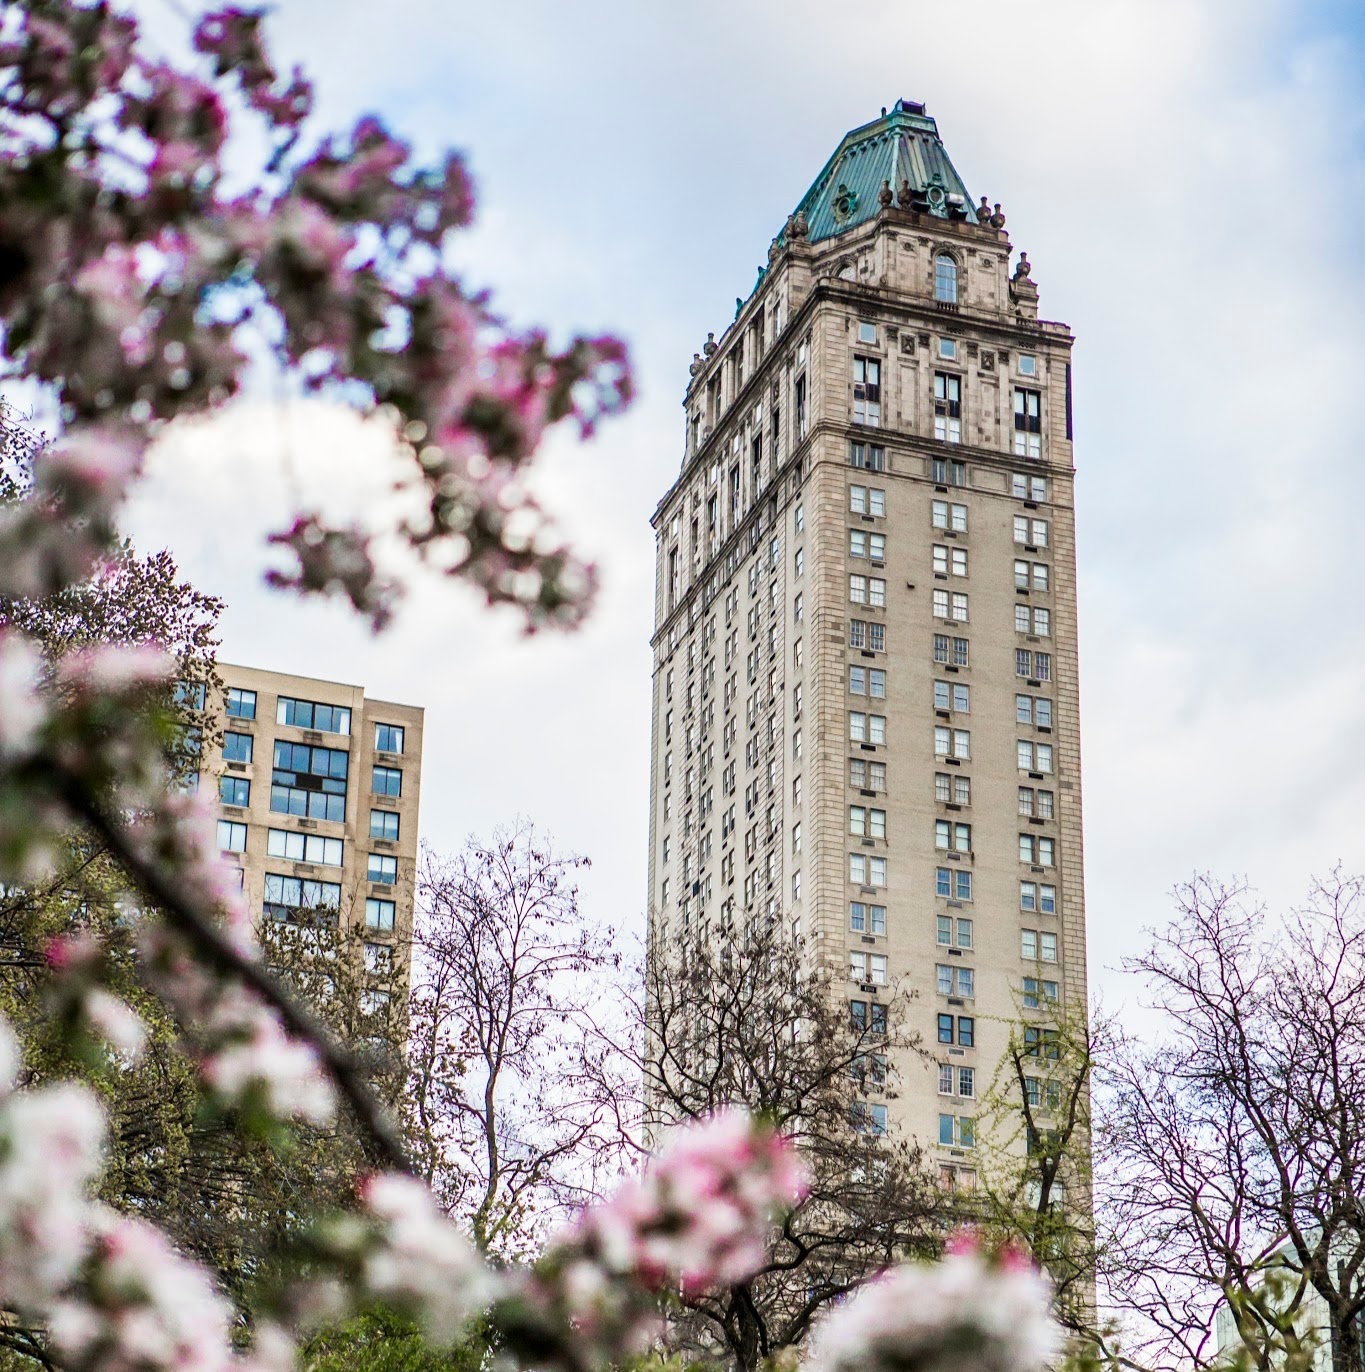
xmin=0 ymin=5 xmax=1061 ymax=1371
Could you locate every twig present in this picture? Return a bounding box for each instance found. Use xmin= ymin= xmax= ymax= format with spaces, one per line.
xmin=59 ymin=774 xmax=412 ymax=1175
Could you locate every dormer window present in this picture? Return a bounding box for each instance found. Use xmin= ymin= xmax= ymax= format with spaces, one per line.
xmin=935 ymin=254 xmax=959 ymax=304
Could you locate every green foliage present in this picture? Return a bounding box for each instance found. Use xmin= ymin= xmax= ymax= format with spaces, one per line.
xmin=300 ymin=1310 xmax=492 ymax=1372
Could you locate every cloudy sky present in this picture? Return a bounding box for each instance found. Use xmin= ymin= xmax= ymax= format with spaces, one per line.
xmin=125 ymin=0 xmax=1365 ymax=1006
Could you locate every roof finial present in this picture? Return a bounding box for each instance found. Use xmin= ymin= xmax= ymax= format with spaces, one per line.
xmin=878 ymin=179 xmax=894 ymax=209
xmin=898 ymin=178 xmax=912 ymax=208
xmin=1013 ymin=252 xmax=1033 ymax=284
xmin=991 ymin=202 xmax=1006 ymax=229
xmin=689 ymin=352 xmax=703 ymax=376
xmin=703 ymin=331 xmax=717 ymax=357
xmin=978 ymin=194 xmax=992 ymax=223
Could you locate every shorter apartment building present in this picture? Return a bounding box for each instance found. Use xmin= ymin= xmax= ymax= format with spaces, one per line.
xmin=199 ymin=662 xmax=423 ymax=1010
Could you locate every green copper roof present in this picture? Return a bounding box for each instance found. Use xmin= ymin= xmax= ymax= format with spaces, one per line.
xmin=790 ymin=100 xmax=978 ymax=244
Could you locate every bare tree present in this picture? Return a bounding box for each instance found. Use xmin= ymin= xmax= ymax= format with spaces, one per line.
xmin=1097 ymin=872 xmax=1365 ymax=1372
xmin=972 ymin=996 xmax=1104 ymax=1341
xmin=404 ymin=823 xmax=629 ymax=1256
xmin=631 ymin=918 xmax=942 ymax=1372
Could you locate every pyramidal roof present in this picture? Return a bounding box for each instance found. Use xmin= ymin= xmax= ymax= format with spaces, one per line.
xmin=790 ymin=99 xmax=979 ymax=243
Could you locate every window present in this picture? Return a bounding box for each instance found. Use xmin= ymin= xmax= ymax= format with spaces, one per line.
xmin=931 ymin=500 xmax=969 ymax=533
xmin=849 ymin=853 xmax=887 ymax=888
xmin=270 ymin=741 xmax=349 ymax=822
xmin=939 ymin=1114 xmax=975 ymax=1148
xmin=1016 ymin=695 xmax=1054 ymax=727
xmin=1017 ymin=740 xmax=1054 ymax=774
xmin=276 ymin=697 xmax=351 ymax=735
xmin=1019 ymin=834 xmax=1056 ymax=867
xmin=849 ymin=950 xmax=868 ymax=982
xmin=850 ymin=481 xmax=887 ymax=517
xmin=174 ymin=680 xmax=207 ymax=711
xmin=1013 ymin=388 xmax=1042 ymax=458
xmin=364 ymin=942 xmax=393 ymax=976
xmin=1022 ymin=929 xmax=1059 ymax=963
xmin=1014 ymin=605 xmax=1051 ymax=637
xmin=935 ymin=867 xmax=973 ymax=902
xmin=849 ymin=441 xmax=886 ymax=471
xmin=223 ymin=731 xmax=253 ymax=764
xmin=1020 ymin=882 xmax=1058 ymax=915
xmin=225 ymin=687 xmax=256 ymax=719
xmin=1012 ymin=472 xmax=1048 ymax=501
xmin=938 ymin=1014 xmax=974 ymax=1047
xmin=935 ymin=820 xmax=971 ymax=853
xmin=933 ymin=373 xmax=962 ymax=443
xmin=1015 ymin=650 xmax=1052 ymax=683
xmin=1023 ymin=977 xmax=1060 ymax=1009
xmin=932 ymin=456 xmax=967 ymax=486
xmin=368 ymin=853 xmax=398 ymax=884
xmin=936 ymin=914 xmax=974 ymax=948
xmin=933 ymin=726 xmax=970 ymax=760
xmin=852 ymin=1102 xmax=889 ymax=1135
xmin=1025 ymin=1026 xmax=1061 ymax=1060
xmin=933 ymin=589 xmax=968 ymax=621
xmin=938 ymin=337 xmax=957 ymax=360
xmin=1017 ymin=787 xmax=1056 ymax=820
xmin=1013 ymin=516 xmax=1048 ymax=548
xmin=933 ymin=634 xmax=969 ymax=667
xmin=869 ymin=578 xmax=886 ymax=608
xmin=375 ymin=723 xmax=405 ymax=754
xmin=366 ymin=897 xmax=396 ymax=930
xmin=932 ymin=545 xmax=968 ymax=577
xmin=853 ymin=356 xmax=881 ymax=426
xmin=857 ymin=321 xmax=878 ymax=344
xmin=936 ymin=964 xmax=975 ymax=997
xmin=1015 ymin=560 xmax=1049 ymax=592
xmin=849 ymin=530 xmax=886 ymax=561
xmin=934 ymin=772 xmax=970 ymax=805
xmin=373 ymin=765 xmax=402 ymax=797
xmin=219 ymin=776 xmax=250 ymax=807
xmin=932 ymin=680 xmax=971 ymax=713
xmin=934 ymin=253 xmax=958 ymax=304
xmin=264 ymin=874 xmax=342 ymax=922
xmin=851 ymin=902 xmax=887 ymax=934
xmin=216 ymin=820 xmax=246 ymax=853
xmin=871 ymin=953 xmax=887 ymax=983
xmin=1019 ymin=353 xmax=1037 ymax=377
xmin=266 ymin=828 xmax=343 ymax=866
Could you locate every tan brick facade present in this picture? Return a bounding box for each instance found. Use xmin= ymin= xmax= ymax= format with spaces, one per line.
xmin=200 ymin=663 xmax=423 ymax=1008
xmin=647 ymin=103 xmax=1088 ymax=1186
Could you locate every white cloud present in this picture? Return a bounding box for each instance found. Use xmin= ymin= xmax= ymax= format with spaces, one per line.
xmin=122 ymin=0 xmax=1365 ymax=1006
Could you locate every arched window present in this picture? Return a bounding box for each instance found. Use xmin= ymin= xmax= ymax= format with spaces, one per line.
xmin=935 ymin=254 xmax=958 ymax=304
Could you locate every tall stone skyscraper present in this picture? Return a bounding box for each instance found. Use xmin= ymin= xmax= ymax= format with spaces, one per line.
xmin=646 ymin=100 xmax=1087 ymax=1187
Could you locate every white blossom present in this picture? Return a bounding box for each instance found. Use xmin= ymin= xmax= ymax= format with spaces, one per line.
xmin=0 ymin=632 xmax=46 ymax=761
xmin=359 ymin=1172 xmax=495 ymax=1341
xmin=807 ymin=1247 xmax=1059 ymax=1372
xmin=83 ymin=989 xmax=149 ymax=1062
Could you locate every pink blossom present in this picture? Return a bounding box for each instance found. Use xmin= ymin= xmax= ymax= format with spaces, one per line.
xmin=52 ymin=1212 xmax=235 ymax=1372
xmin=807 ymin=1246 xmax=1059 ymax=1372
xmin=83 ymin=990 xmax=149 ymax=1062
xmin=56 ymin=644 xmax=174 ymax=695
xmin=0 ymin=1082 xmax=106 ymax=1311
xmin=199 ymin=996 xmax=335 ymax=1126
xmin=0 ymin=632 xmax=46 ymax=760
xmin=561 ymin=1110 xmax=807 ymax=1296
xmin=355 ymin=1173 xmax=494 ymax=1339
